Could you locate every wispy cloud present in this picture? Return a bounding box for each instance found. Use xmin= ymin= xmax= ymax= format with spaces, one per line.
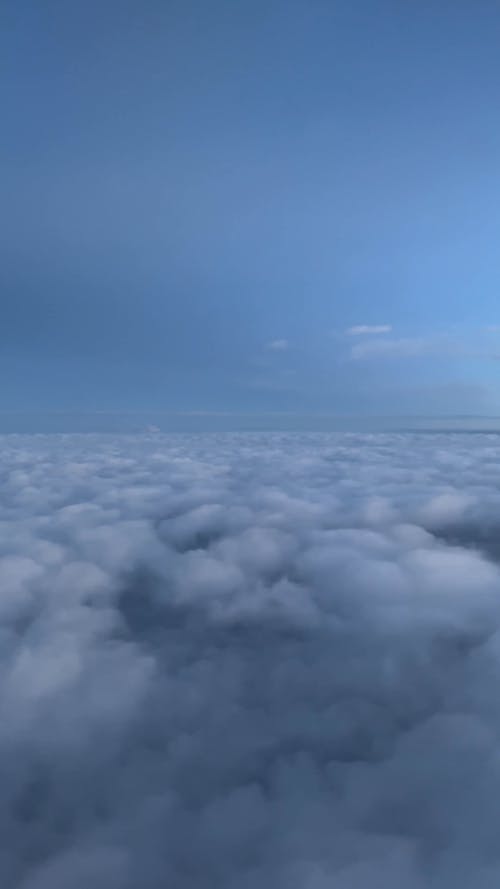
xmin=350 ymin=336 xmax=439 ymax=360
xmin=346 ymin=324 xmax=392 ymax=336
xmin=266 ymin=339 xmax=289 ymax=351
xmin=349 ymin=329 xmax=500 ymax=362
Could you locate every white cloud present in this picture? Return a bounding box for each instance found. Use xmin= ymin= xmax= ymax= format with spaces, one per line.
xmin=0 ymin=432 xmax=500 ymax=885
xmin=266 ymin=338 xmax=289 ymax=350
xmin=346 ymin=324 xmax=392 ymax=336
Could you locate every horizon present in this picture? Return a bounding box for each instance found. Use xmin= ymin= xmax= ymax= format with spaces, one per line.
xmin=2 ymin=410 xmax=500 ymax=434
xmin=4 ymin=4 xmax=500 ymax=887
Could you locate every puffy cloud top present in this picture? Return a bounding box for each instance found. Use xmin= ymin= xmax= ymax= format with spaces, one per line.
xmin=1 ymin=432 xmax=500 ymax=887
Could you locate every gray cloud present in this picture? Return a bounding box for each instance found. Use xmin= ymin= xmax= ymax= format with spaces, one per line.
xmin=1 ymin=432 xmax=500 ymax=886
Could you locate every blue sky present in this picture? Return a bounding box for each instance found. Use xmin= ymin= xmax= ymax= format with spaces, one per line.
xmin=3 ymin=0 xmax=500 ymax=427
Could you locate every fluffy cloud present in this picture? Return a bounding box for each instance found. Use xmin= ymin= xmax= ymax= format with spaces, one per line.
xmin=1 ymin=432 xmax=500 ymax=886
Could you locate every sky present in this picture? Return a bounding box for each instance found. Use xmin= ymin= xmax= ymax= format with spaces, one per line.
xmin=3 ymin=0 xmax=500 ymax=428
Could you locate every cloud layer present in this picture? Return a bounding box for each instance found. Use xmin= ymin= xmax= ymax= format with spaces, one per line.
xmin=2 ymin=432 xmax=500 ymax=887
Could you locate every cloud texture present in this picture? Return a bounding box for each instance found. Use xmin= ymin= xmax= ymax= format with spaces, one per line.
xmin=2 ymin=431 xmax=500 ymax=887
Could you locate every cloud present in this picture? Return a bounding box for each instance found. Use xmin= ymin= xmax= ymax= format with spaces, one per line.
xmin=349 ymin=332 xmax=488 ymax=362
xmin=346 ymin=325 xmax=392 ymax=336
xmin=344 ymin=325 xmax=500 ymax=364
xmin=266 ymin=339 xmax=289 ymax=351
xmin=350 ymin=335 xmax=439 ymax=360
xmin=1 ymin=432 xmax=500 ymax=885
